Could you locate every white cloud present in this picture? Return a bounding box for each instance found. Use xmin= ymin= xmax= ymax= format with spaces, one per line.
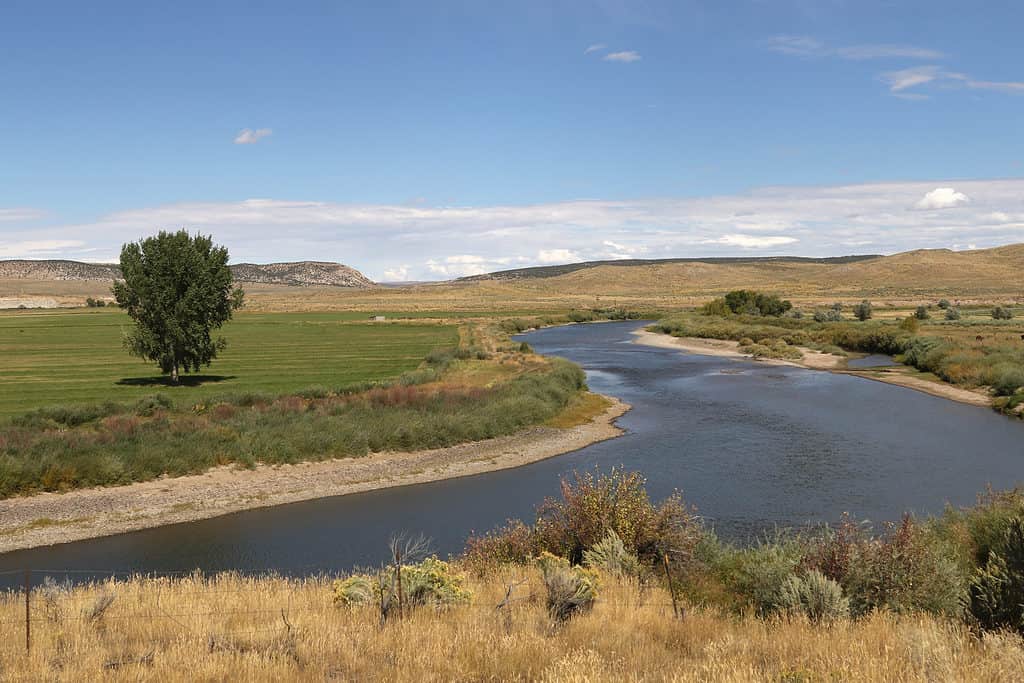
xmin=382 ymin=264 xmax=410 ymax=281
xmin=768 ymin=37 xmax=1022 ymax=99
xmin=584 ymin=43 xmax=607 ymax=54
xmin=879 ymin=67 xmax=1024 ymax=98
xmin=603 ymin=51 xmax=641 ymax=63
xmin=537 ymin=248 xmax=581 ymax=263
xmin=766 ymin=36 xmax=942 ymax=60
xmin=233 ymin=128 xmax=273 ymax=145
xmin=7 ymin=178 xmax=1024 ymax=279
xmin=915 ymin=187 xmax=970 ymax=210
xmin=835 ymin=44 xmax=944 ymax=60
xmin=0 ymin=208 xmax=46 ymax=223
xmin=710 ymin=234 xmax=799 ymax=248
xmin=880 ymin=66 xmax=943 ymax=92
xmin=966 ymin=79 xmax=1024 ymax=93
xmin=0 ymin=239 xmax=86 ymax=258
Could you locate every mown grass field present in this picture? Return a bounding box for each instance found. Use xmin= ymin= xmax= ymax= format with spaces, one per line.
xmin=0 ymin=308 xmax=458 ymax=417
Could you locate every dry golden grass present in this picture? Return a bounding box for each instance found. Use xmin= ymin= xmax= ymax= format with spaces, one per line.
xmin=2 ymin=568 xmax=1022 ymax=682
xmin=155 ymin=243 xmax=1024 ymax=313
xmin=5 ymin=243 xmax=1024 ymax=314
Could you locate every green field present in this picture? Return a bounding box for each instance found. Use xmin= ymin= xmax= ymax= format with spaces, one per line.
xmin=0 ymin=308 xmax=458 ymax=416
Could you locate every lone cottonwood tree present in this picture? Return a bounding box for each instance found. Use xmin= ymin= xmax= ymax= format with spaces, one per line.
xmin=113 ymin=231 xmax=244 ymax=384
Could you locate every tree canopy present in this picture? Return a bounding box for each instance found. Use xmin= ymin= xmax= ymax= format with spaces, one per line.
xmin=720 ymin=290 xmax=793 ymax=317
xmin=112 ymin=230 xmax=244 ymax=383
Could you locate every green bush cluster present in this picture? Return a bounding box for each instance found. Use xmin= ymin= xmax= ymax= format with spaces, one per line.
xmin=778 ymin=570 xmax=849 ymax=623
xmin=537 ymin=552 xmax=600 ymax=622
xmin=0 ymin=359 xmax=586 ymax=497
xmin=464 ymin=469 xmax=701 ymax=572
xmin=465 ymin=471 xmax=1024 ymax=634
xmin=333 ymin=557 xmax=472 ymax=610
xmin=700 ymin=290 xmax=793 ymax=317
xmin=653 ymin=310 xmax=1024 ymax=399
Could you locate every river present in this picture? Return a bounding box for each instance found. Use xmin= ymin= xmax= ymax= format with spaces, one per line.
xmin=1 ymin=320 xmax=1022 ymax=587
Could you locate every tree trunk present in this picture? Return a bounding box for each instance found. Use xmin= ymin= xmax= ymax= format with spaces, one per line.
xmin=170 ymin=364 xmax=179 ymax=385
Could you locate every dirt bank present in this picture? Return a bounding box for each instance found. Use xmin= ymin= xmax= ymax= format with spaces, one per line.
xmin=0 ymin=397 xmax=630 ymax=553
xmin=633 ymin=329 xmax=992 ymax=409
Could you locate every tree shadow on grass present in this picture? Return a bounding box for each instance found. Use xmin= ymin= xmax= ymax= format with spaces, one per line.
xmin=116 ymin=375 xmax=237 ymax=388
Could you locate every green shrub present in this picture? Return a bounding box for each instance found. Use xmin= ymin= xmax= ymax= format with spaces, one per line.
xmin=945 ymin=307 xmax=962 ymax=321
xmin=463 ymin=520 xmax=537 ymax=573
xmin=814 ymin=309 xmax=842 ymax=323
xmin=778 ymin=570 xmax=849 ymax=623
xmin=914 ymin=305 xmax=931 ymax=320
xmin=968 ymin=517 xmax=1024 ymax=634
xmin=538 ymin=552 xmax=599 ymax=622
xmin=533 ymin=469 xmax=700 ymax=566
xmin=990 ymin=364 xmax=1024 ymax=397
xmin=992 ymin=306 xmax=1014 ymax=320
xmin=133 ymin=394 xmax=173 ymax=416
xmin=852 ymin=300 xmax=873 ymax=321
xmin=726 ymin=538 xmax=804 ymax=616
xmin=332 ymin=574 xmax=375 ymax=605
xmin=583 ymin=529 xmax=641 ymax=577
xmin=332 ymin=558 xmax=472 ymax=610
xmin=721 ymin=290 xmax=792 ymax=317
xmin=700 ymin=298 xmax=732 ymax=316
xmin=938 ymin=299 xmax=951 ymax=310
xmin=567 ymin=309 xmax=597 ymax=323
xmin=808 ymin=516 xmax=966 ymax=617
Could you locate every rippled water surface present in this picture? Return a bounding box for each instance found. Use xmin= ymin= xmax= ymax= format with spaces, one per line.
xmin=2 ymin=321 xmax=1022 ymax=586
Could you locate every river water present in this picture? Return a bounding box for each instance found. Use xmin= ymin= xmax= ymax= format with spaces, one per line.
xmin=2 ymin=321 xmax=1022 ymax=586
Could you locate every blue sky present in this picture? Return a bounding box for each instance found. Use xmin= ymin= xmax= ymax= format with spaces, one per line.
xmin=2 ymin=0 xmax=1023 ymax=279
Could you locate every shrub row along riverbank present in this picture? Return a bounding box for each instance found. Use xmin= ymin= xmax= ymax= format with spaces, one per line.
xmin=463 ymin=470 xmax=1024 ymax=635
xmin=0 ymin=344 xmax=586 ymax=498
xmin=4 ymin=472 xmax=1024 ymax=681
xmin=651 ymin=309 xmax=1024 ymax=415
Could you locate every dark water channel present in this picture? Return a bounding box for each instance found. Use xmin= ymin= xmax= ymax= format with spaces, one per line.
xmin=2 ymin=321 xmax=1022 ymax=588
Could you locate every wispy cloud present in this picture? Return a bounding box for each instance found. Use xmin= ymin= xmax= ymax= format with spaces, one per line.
xmin=583 ymin=43 xmax=607 ymax=55
xmin=965 ymin=79 xmax=1024 ymax=93
xmin=7 ymin=179 xmax=1024 ymax=279
xmin=603 ymin=50 xmax=641 ymax=63
xmin=767 ymin=35 xmax=943 ymax=60
xmin=0 ymin=208 xmax=46 ymax=223
xmin=879 ymin=65 xmax=945 ymax=92
xmin=0 ymin=239 xmax=86 ymax=258
xmin=880 ymin=67 xmax=1024 ymax=98
xmin=233 ymin=128 xmax=273 ymax=145
xmin=769 ymin=36 xmax=1023 ymax=99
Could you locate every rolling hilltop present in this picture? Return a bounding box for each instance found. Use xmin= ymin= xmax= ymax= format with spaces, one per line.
xmin=455 ymin=244 xmax=1024 ymax=302
xmin=0 ymin=259 xmax=373 ymax=287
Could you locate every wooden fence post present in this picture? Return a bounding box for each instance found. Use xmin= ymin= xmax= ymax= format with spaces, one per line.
xmin=662 ymin=553 xmax=683 ymax=620
xmin=24 ymin=569 xmax=31 ymax=655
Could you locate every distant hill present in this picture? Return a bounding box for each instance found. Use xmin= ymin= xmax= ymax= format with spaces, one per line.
xmin=0 ymin=260 xmax=121 ymax=281
xmin=460 ymin=244 xmax=1024 ymax=302
xmin=228 ymin=262 xmax=374 ymax=287
xmin=0 ymin=260 xmax=374 ymax=287
xmin=459 ymin=254 xmax=883 ymax=281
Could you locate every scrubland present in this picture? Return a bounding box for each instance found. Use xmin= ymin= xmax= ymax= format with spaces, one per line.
xmin=3 ymin=471 xmax=1024 ymax=682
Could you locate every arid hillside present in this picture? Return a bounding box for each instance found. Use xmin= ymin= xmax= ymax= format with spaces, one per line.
xmin=484 ymin=244 xmax=1024 ymax=306
xmin=0 ymin=260 xmax=374 ymax=307
xmin=0 ymin=259 xmax=373 ymax=287
xmin=3 ymin=245 xmax=1022 ymax=311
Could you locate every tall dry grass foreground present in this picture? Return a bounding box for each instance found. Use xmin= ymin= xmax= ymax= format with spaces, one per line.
xmin=1 ymin=568 xmax=1022 ymax=682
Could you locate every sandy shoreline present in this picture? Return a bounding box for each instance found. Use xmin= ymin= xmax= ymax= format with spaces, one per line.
xmin=0 ymin=397 xmax=630 ymax=553
xmin=632 ymin=329 xmax=992 ymax=408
